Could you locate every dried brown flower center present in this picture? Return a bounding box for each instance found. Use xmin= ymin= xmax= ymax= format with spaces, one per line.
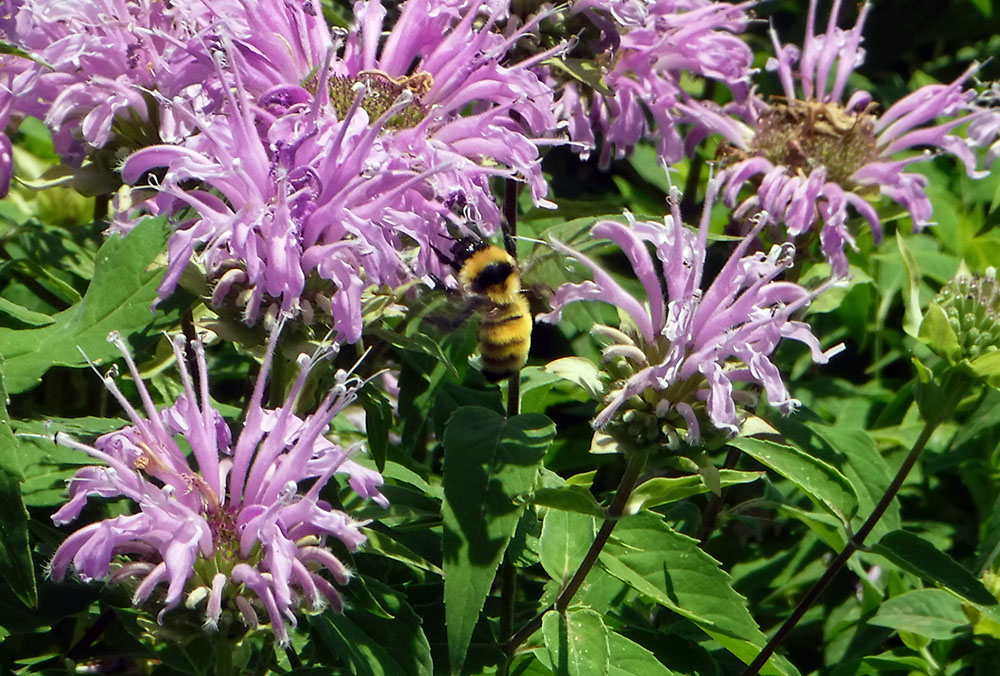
xmin=327 ymin=69 xmax=431 ymax=129
xmin=743 ymin=99 xmax=880 ymax=186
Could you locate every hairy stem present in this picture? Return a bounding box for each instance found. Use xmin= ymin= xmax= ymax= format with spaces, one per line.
xmin=504 ymin=450 xmax=648 ymax=655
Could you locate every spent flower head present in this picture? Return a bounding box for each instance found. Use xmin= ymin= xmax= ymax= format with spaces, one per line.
xmin=540 ymin=179 xmax=843 ymax=447
xmin=690 ymin=0 xmax=991 ymax=276
xmin=48 ymin=329 xmax=387 ymax=645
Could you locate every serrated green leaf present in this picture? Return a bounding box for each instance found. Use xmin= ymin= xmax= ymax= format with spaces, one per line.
xmin=539 ymin=509 xmax=597 ymax=584
xmin=442 ymin=407 xmax=553 ymax=674
xmin=542 ymin=609 xmax=609 ymax=676
xmin=626 ymin=471 xmax=763 ymax=513
xmin=606 ymin=631 xmax=679 ymax=676
xmin=804 ymin=422 xmax=899 ymax=542
xmin=529 ymin=486 xmax=604 ymax=518
xmin=872 ymin=530 xmax=998 ymax=610
xmin=599 ymin=513 xmax=799 ymax=676
xmin=0 ymin=217 xmax=176 ymax=394
xmin=869 ymin=589 xmax=969 ymax=640
xmin=729 ymin=436 xmax=858 ymax=523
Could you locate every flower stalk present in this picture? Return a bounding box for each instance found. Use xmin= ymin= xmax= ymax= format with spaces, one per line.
xmin=504 ymin=449 xmax=648 ymax=656
xmin=740 ymin=369 xmax=973 ymax=676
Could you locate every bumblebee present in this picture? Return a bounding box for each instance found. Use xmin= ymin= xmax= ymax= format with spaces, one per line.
xmin=449 ymin=236 xmax=532 ymax=383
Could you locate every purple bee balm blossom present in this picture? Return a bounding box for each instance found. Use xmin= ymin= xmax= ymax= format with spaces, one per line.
xmin=49 ymin=329 xmax=387 ymax=644
xmin=119 ymin=0 xmax=564 ymax=335
xmin=120 ymin=56 xmax=458 ymax=339
xmin=0 ymin=0 xmax=331 ymax=175
xmin=336 ymin=0 xmax=562 ymax=212
xmin=553 ymin=0 xmax=752 ymax=167
xmin=968 ymin=83 xmax=1000 ymax=169
xmin=691 ymin=0 xmax=989 ymax=276
xmin=539 ymin=180 xmax=843 ymax=443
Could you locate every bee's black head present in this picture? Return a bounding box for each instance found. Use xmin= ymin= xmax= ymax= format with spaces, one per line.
xmin=450 ymin=236 xmax=489 ymax=267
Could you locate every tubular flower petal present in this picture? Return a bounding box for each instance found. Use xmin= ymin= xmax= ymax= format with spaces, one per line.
xmin=539 ymin=181 xmax=844 ymax=445
xmin=549 ymin=0 xmax=753 ymax=166
xmin=48 ymin=329 xmax=387 ymax=644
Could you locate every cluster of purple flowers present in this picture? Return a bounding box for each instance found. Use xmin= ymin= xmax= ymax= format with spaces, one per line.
xmin=2 ymin=0 xmax=560 ymax=337
xmin=541 ymin=181 xmax=844 ymax=444
xmin=49 ymin=330 xmax=387 ymax=644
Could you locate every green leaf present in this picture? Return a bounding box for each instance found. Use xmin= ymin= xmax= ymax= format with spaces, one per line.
xmin=543 ymin=58 xmax=613 ymax=96
xmin=529 ymin=486 xmax=604 ymax=518
xmin=971 ymin=350 xmax=1000 ymax=387
xmin=442 ymin=407 xmax=553 ymax=674
xmin=728 ymin=436 xmax=858 ymax=523
xmin=0 ymin=38 xmax=52 ymax=67
xmin=918 ymin=302 xmax=962 ymax=363
xmin=626 ymin=471 xmax=763 ymax=513
xmin=599 ymin=513 xmax=799 ymax=676
xmin=606 ymin=631 xmax=679 ymax=676
xmin=0 ymin=297 xmax=54 ymax=326
xmin=12 ymin=416 xmax=126 ymax=507
xmin=539 ymin=509 xmax=598 ymax=584
xmin=0 ymin=367 xmax=35 ymax=608
xmin=803 ymin=423 xmax=900 ymax=542
xmin=869 ymin=589 xmax=969 ymax=640
xmin=872 ymin=530 xmax=999 ymax=609
xmin=359 ymin=387 xmax=392 ymax=472
xmin=542 ymin=608 xmax=610 ymax=676
xmin=970 ymin=0 xmax=993 ymax=16
xmin=0 ymin=217 xmax=176 ymax=394
xmin=897 ymin=233 xmax=923 ymax=338
xmin=309 ymin=593 xmax=433 ymax=676
xmin=543 ymin=357 xmax=605 ymax=400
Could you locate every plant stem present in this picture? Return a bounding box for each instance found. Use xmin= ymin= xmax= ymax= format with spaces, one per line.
xmin=740 ymin=373 xmax=971 ymax=676
xmin=503 ymin=450 xmax=648 ymax=655
xmin=697 ymin=445 xmax=742 ymax=545
xmin=499 ymin=176 xmax=521 ymax=676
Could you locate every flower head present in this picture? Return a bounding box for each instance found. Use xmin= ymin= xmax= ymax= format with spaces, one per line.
xmin=116 ymin=0 xmax=561 ymax=334
xmin=0 ymin=0 xmax=334 ymax=190
xmin=49 ymin=329 xmax=387 ymax=644
xmin=550 ymin=0 xmax=753 ymax=166
xmin=695 ymin=0 xmax=990 ymax=276
xmin=540 ymin=180 xmax=843 ymax=445
xmin=929 ymin=267 xmax=1000 ymax=364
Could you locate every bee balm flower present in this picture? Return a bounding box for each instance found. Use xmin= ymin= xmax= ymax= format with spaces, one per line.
xmin=48 ymin=330 xmax=387 ymax=645
xmin=689 ymin=0 xmax=990 ymax=276
xmin=540 ymin=180 xmax=843 ymax=445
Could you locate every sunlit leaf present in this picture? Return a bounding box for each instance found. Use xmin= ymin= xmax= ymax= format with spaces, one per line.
xmin=441 ymin=407 xmax=553 ymax=674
